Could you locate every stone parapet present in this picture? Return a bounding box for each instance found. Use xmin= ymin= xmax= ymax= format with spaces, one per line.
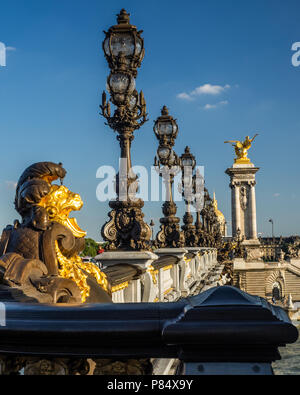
xmin=95 ymin=247 xmax=222 ymax=303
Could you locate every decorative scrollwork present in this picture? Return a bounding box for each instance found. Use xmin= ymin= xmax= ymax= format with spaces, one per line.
xmin=93 ymin=358 xmax=153 ymax=375
xmin=102 ymin=204 xmax=151 ymax=251
xmin=100 ymin=91 xmax=148 ymax=133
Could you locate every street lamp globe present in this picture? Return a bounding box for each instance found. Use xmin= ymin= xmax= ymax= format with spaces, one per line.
xmin=106 ymin=72 xmax=136 ymax=106
xmin=154 ymin=106 xmax=178 ymax=145
xmin=157 ymin=146 xmax=171 ymax=160
xmin=103 ymin=9 xmax=145 ymax=77
xmin=180 ymin=146 xmax=196 ymax=169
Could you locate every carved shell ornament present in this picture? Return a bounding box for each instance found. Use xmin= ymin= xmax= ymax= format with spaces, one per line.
xmin=240 ymin=186 xmax=248 ymax=210
xmin=116 ymin=211 xmax=133 ymax=230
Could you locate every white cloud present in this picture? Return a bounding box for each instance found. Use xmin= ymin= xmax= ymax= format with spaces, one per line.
xmin=273 ymin=193 xmax=280 ymax=198
xmin=177 ymin=84 xmax=230 ymax=101
xmin=6 ymin=47 xmax=16 ymax=52
xmin=204 ymin=103 xmax=217 ymax=110
xmin=176 ymin=92 xmax=194 ymax=101
xmin=203 ymin=100 xmax=228 ymax=110
xmin=192 ymin=84 xmax=230 ymax=96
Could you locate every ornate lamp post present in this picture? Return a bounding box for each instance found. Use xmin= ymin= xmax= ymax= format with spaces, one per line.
xmin=100 ymin=9 xmax=151 ymax=251
xmin=153 ymin=106 xmax=185 ymax=248
xmin=269 ymin=218 xmax=275 ymax=243
xmin=180 ymin=147 xmax=198 ymax=247
xmin=199 ymin=188 xmax=213 ymax=247
xmin=193 ymin=168 xmax=205 ymax=245
xmin=149 ymin=219 xmax=155 ymax=243
xmin=198 ymin=185 xmax=223 ymax=249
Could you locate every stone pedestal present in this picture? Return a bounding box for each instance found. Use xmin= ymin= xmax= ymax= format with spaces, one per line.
xmin=242 ymin=239 xmax=263 ymax=261
xmin=95 ymin=251 xmax=159 ymax=303
xmin=226 ymin=162 xmax=262 ymax=261
xmin=96 ymin=251 xmax=158 ymax=271
xmin=154 ymin=248 xmax=188 ymax=299
xmin=225 ymin=163 xmax=259 ymax=240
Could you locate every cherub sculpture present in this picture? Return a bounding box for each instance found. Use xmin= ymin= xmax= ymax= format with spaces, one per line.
xmin=0 ymin=162 xmax=111 ymax=304
xmin=224 ymin=134 xmax=258 ymax=164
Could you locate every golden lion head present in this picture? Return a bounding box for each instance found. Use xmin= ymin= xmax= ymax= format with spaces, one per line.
xmin=38 ymin=185 xmax=86 ymax=238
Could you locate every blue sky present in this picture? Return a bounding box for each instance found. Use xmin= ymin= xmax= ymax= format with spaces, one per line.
xmin=0 ymin=0 xmax=300 ymax=240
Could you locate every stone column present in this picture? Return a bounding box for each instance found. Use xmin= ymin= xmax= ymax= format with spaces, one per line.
xmin=231 ymin=182 xmax=241 ymax=237
xmin=249 ymin=181 xmax=257 ymax=239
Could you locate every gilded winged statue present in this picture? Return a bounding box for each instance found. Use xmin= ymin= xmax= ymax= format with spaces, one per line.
xmin=224 ymin=134 xmax=258 ymax=163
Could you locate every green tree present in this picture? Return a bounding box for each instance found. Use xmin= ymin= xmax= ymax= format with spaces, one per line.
xmin=81 ymin=238 xmax=99 ymax=257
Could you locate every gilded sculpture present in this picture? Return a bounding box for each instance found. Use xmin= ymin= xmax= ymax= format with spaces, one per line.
xmin=224 ymin=134 xmax=258 ymax=164
xmin=0 ymin=162 xmax=111 ymax=304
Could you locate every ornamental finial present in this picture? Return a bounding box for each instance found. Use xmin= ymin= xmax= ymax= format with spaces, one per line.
xmin=117 ymin=9 xmax=131 ymax=24
xmin=161 ymin=106 xmax=169 ymax=116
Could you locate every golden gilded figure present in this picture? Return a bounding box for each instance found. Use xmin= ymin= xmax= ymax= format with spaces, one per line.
xmin=38 ymin=184 xmax=108 ymax=302
xmin=224 ymin=134 xmax=258 ymax=164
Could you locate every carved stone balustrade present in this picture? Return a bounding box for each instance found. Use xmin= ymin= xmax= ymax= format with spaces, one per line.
xmin=97 ymin=247 xmax=221 ymax=303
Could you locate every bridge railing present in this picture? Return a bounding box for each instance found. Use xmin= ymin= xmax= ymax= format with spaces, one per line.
xmin=100 ymin=247 xmax=222 ymax=303
xmin=0 ymin=286 xmax=297 ymax=375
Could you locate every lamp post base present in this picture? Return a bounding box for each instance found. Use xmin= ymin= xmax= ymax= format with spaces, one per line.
xmin=101 ymin=199 xmax=152 ymax=251
xmin=154 ymin=202 xmax=185 ymax=249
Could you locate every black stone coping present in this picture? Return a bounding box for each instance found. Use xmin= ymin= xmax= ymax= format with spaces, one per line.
xmin=0 ymin=286 xmax=297 ymax=363
xmin=103 ymin=264 xmax=140 ymax=286
xmin=152 ymin=255 xmax=179 ymax=271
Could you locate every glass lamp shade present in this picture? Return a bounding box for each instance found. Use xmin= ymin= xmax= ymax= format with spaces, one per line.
xmin=103 ymin=37 xmax=110 ymax=56
xmin=128 ymin=92 xmax=138 ymax=110
xmin=154 ymin=121 xmax=178 ymax=143
xmin=182 ymin=158 xmax=194 ymax=167
xmin=172 ymin=123 xmax=178 ymax=135
xmin=104 ymin=33 xmax=143 ymax=66
xmin=155 ymin=121 xmax=173 ymax=136
xmin=158 ymin=147 xmax=170 ymax=160
xmin=153 ymin=107 xmax=179 ymax=146
xmin=107 ymin=73 xmax=135 ymax=94
xmin=112 ymin=33 xmax=135 ymax=57
xmin=135 ymin=37 xmax=143 ymax=56
xmin=181 ymin=146 xmax=196 ymax=170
